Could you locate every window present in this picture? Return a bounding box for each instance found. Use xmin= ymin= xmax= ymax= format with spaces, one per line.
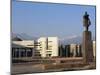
xmin=48 ymin=46 xmax=52 ymax=50
xmin=14 ymin=48 xmax=19 ymax=58
xmin=26 ymin=49 xmax=32 ymax=57
xmin=27 ymin=45 xmax=34 ymax=46
xmin=46 ymin=54 xmax=51 ymax=57
xmin=48 ymin=41 xmax=52 ymax=42
xmin=20 ymin=49 xmax=26 ymax=57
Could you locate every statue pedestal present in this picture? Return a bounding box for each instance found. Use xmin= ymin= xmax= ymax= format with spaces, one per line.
xmin=82 ymin=31 xmax=93 ymax=63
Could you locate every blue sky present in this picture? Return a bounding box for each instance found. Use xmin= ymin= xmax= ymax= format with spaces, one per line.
xmin=12 ymin=1 xmax=96 ymax=39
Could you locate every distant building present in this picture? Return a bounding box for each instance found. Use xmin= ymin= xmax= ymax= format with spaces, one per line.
xmin=12 ymin=39 xmax=34 ymax=59
xmin=12 ymin=36 xmax=84 ymax=59
xmin=47 ymin=37 xmax=59 ymax=57
xmin=59 ymin=44 xmax=82 ymax=57
xmin=35 ymin=37 xmax=59 ymax=57
xmin=65 ymin=45 xmax=70 ymax=57
xmin=59 ymin=45 xmax=71 ymax=57
xmin=35 ymin=37 xmax=47 ymax=57
xmin=59 ymin=45 xmax=65 ymax=57
xmin=12 ymin=37 xmax=59 ymax=58
xmin=76 ymin=45 xmax=82 ymax=57
xmin=70 ymin=44 xmax=82 ymax=57
xmin=70 ymin=44 xmax=77 ymax=57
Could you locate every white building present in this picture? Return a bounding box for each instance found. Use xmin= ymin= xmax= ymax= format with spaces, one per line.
xmin=36 ymin=37 xmax=47 ymax=57
xmin=13 ymin=40 xmax=34 ymax=48
xmin=47 ymin=37 xmax=59 ymax=57
xmin=12 ymin=40 xmax=34 ymax=59
xmin=35 ymin=37 xmax=59 ymax=57
xmin=12 ymin=36 xmax=59 ymax=58
xmin=70 ymin=44 xmax=77 ymax=57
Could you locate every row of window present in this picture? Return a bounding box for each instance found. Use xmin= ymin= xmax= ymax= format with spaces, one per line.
xmin=12 ymin=48 xmax=33 ymax=58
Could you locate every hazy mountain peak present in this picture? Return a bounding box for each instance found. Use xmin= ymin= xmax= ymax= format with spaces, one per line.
xmin=12 ymin=33 xmax=38 ymax=40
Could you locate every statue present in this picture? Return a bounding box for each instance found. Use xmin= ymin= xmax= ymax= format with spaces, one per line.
xmin=82 ymin=12 xmax=94 ymax=63
xmin=83 ymin=12 xmax=91 ymax=31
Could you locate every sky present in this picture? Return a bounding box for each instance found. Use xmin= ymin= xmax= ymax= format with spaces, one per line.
xmin=12 ymin=0 xmax=96 ymax=39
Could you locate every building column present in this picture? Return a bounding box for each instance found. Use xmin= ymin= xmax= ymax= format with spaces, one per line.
xmin=18 ymin=48 xmax=21 ymax=58
xmin=25 ymin=48 xmax=27 ymax=58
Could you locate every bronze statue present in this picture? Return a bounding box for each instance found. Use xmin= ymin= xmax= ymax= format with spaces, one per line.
xmin=83 ymin=12 xmax=91 ymax=31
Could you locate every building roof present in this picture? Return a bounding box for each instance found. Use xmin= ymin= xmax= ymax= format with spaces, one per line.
xmin=12 ymin=43 xmax=26 ymax=48
xmin=12 ymin=40 xmax=34 ymax=48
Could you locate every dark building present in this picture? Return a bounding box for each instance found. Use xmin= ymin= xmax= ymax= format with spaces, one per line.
xmin=59 ymin=44 xmax=82 ymax=57
xmin=58 ymin=45 xmax=64 ymax=57
xmin=12 ymin=43 xmax=33 ymax=58
xmin=76 ymin=45 xmax=82 ymax=57
xmin=59 ymin=45 xmax=68 ymax=57
xmin=65 ymin=45 xmax=70 ymax=57
xmin=59 ymin=45 xmax=70 ymax=57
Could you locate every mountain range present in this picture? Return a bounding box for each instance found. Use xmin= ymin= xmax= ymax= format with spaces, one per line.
xmin=12 ymin=33 xmax=38 ymax=40
xmin=12 ymin=33 xmax=95 ymax=45
xmin=60 ymin=35 xmax=95 ymax=45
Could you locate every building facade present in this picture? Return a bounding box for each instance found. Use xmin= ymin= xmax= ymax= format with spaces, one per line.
xmin=70 ymin=44 xmax=82 ymax=57
xmin=12 ymin=40 xmax=34 ymax=60
xmin=35 ymin=37 xmax=59 ymax=57
xmin=65 ymin=45 xmax=70 ymax=57
xmin=70 ymin=44 xmax=77 ymax=57
xmin=59 ymin=44 xmax=82 ymax=57
xmin=12 ymin=37 xmax=59 ymax=59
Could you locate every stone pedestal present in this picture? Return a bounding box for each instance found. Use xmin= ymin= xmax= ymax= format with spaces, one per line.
xmin=82 ymin=31 xmax=93 ymax=63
